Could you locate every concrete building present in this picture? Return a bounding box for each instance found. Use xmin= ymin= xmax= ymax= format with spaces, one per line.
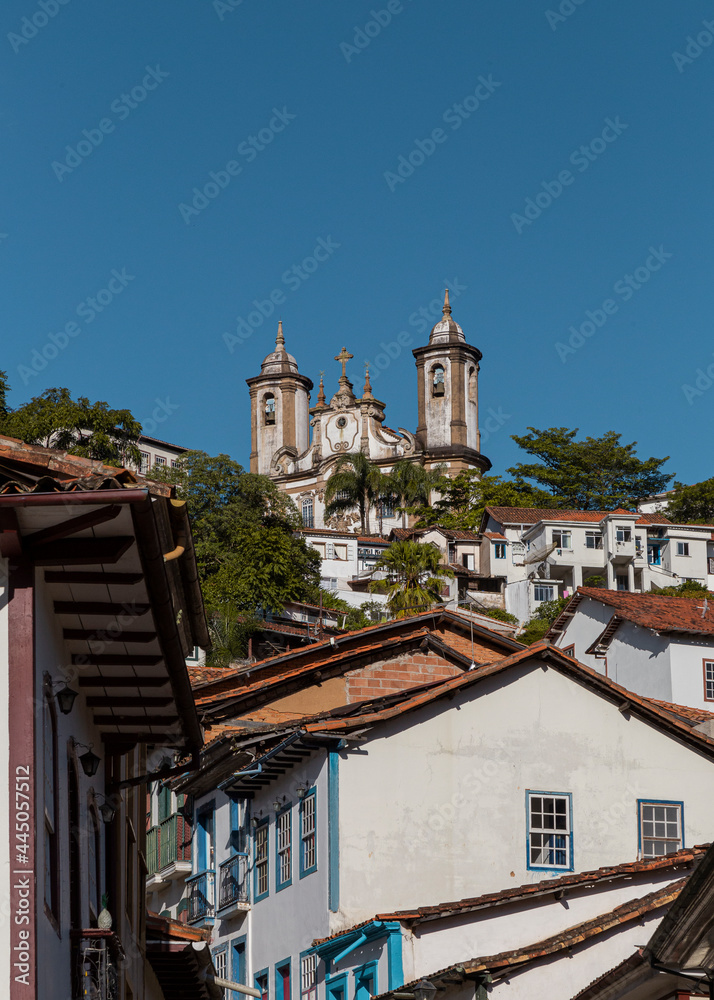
xmin=246 ymin=294 xmax=492 ymax=532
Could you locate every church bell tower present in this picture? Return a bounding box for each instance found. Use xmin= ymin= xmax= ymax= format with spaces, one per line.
xmin=412 ymin=290 xmax=491 ymax=474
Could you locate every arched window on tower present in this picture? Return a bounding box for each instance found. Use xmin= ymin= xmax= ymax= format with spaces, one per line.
xmin=468 ymin=366 xmax=477 ymax=402
xmin=432 ymin=364 xmax=445 ymax=397
xmin=302 ymin=498 xmax=314 ymax=528
xmin=264 ymin=394 xmax=276 ymax=425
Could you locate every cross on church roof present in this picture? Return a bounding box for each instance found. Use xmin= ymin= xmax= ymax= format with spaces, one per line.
xmin=334 ymin=346 xmax=353 ymax=380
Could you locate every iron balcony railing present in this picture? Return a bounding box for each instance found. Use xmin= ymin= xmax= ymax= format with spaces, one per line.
xmin=187 ymin=869 xmax=215 ymax=924
xmin=218 ymin=853 xmax=249 ymax=910
xmin=146 ymin=813 xmax=192 ymax=876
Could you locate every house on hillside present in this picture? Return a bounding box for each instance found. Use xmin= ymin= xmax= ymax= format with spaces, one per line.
xmin=159 ymin=630 xmax=714 ymax=1000
xmin=297 ymin=527 xmax=390 ymax=610
xmin=0 ymin=435 xmax=209 ymax=1000
xmin=480 ymin=507 xmax=714 ymax=622
xmin=547 ymin=586 xmax=714 ymax=711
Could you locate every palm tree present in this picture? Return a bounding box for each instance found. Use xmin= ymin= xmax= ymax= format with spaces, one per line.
xmin=324 ymin=453 xmax=386 ymax=535
xmin=385 ymin=460 xmax=446 ymax=529
xmin=369 ymin=539 xmax=454 ymax=618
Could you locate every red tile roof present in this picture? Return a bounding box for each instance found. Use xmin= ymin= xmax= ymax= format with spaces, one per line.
xmin=313 ymin=847 xmax=706 ymax=944
xmin=375 ymin=879 xmax=685 ymax=997
xmin=484 ymin=506 xmax=673 ymax=527
xmin=576 ymin=586 xmax=714 ymax=636
xmin=643 ymin=698 xmax=714 ymax=725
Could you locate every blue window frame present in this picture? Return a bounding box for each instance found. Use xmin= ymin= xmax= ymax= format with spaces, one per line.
xmin=276 ymin=803 xmax=293 ymax=890
xmin=276 ymin=959 xmax=291 ymax=1000
xmin=255 ymin=968 xmax=269 ymax=1000
xmin=299 ymin=790 xmax=317 ymax=878
xmin=229 ymin=795 xmax=249 ymax=854
xmin=196 ymin=801 xmax=215 ymax=873
xmin=638 ymin=799 xmax=684 ymax=858
xmin=494 ymin=542 xmax=506 ymax=559
xmin=254 ymin=818 xmax=269 ymax=901
xmin=231 ymin=937 xmax=246 ymax=1000
xmin=526 ymin=791 xmax=573 ymax=871
xmin=299 ymin=950 xmax=318 ymax=1000
xmin=353 ymin=962 xmax=377 ymax=1000
xmin=326 ymin=972 xmax=347 ymax=1000
xmin=212 ymin=946 xmax=228 ymax=987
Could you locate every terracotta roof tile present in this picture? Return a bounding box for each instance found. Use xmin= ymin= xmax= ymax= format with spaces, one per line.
xmin=485 ymin=506 xmax=674 ymax=527
xmin=643 ymin=698 xmax=714 ymax=724
xmin=577 ymin=586 xmax=714 ymax=636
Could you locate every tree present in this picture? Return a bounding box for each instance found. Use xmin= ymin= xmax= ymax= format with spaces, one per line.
xmin=324 ymin=452 xmax=388 ymax=535
xmin=0 ymin=386 xmax=142 ymax=467
xmin=386 ymin=459 xmax=444 ymax=529
xmin=483 ymin=608 xmax=519 ymax=626
xmin=369 ymin=539 xmax=454 ymax=618
xmin=414 ymin=472 xmax=555 ymax=530
xmin=667 ymin=479 xmax=714 ymax=525
xmin=508 ymin=427 xmax=672 ymax=511
xmin=151 ymin=451 xmax=321 ymax=631
xmin=0 ymin=370 xmax=9 ymax=419
xmin=519 ymin=596 xmax=569 ymax=646
xmin=650 ymin=580 xmax=710 ymax=598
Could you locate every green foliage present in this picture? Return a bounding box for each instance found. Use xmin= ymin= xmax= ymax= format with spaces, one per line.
xmin=519 ymin=596 xmax=569 ymax=646
xmin=0 ymin=386 xmax=142 ymax=466
xmin=385 ymin=460 xmax=444 ymax=528
xmin=508 ymin=427 xmax=672 ymax=511
xmin=651 ymin=580 xmax=711 ymax=598
xmin=583 ymin=575 xmax=605 ymax=588
xmin=324 ymin=452 xmax=389 ymax=535
xmin=206 ymin=608 xmax=262 ymax=668
xmin=370 ymin=539 xmax=454 ymax=618
xmin=151 ymin=451 xmax=321 ymax=631
xmin=0 ymin=370 xmax=9 ymax=418
xmin=413 ymin=472 xmax=554 ymax=530
xmin=667 ymin=479 xmax=714 ymax=525
xmin=483 ymin=607 xmax=519 ymax=626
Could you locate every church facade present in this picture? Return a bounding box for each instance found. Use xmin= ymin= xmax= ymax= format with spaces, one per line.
xmin=246 ymin=291 xmax=491 ymax=532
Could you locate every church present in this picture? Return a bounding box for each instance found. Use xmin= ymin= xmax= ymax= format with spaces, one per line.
xmin=246 ymin=290 xmax=491 ymax=531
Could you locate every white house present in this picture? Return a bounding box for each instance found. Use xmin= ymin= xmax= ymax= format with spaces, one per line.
xmin=480 ymin=507 xmax=714 ymax=623
xmin=547 ymin=586 xmax=714 ymax=711
xmin=168 ymin=638 xmax=714 ymax=1000
xmin=297 ymin=527 xmax=390 ymax=610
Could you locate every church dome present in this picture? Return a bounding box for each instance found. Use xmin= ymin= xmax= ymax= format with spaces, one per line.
xmin=260 ymin=321 xmax=300 ymax=375
xmin=429 ymin=289 xmax=466 ymax=345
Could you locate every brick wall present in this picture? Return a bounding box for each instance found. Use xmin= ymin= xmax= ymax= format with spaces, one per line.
xmin=345 ymin=650 xmax=460 ymax=703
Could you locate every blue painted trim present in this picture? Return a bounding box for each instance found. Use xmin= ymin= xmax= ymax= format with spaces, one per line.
xmin=299 ymin=789 xmax=317 ymax=879
xmin=353 ymin=961 xmax=378 ymax=1000
xmin=525 ymin=791 xmax=574 ymax=873
xmin=637 ymin=798 xmax=685 ymax=855
xmin=331 ymin=932 xmax=367 ymax=966
xmin=229 ymin=794 xmax=241 ymax=854
xmin=253 ymin=817 xmax=270 ymax=902
xmin=196 ymin=800 xmax=215 ymax=874
xmin=275 ymin=958 xmax=291 ymax=1000
xmin=255 ymin=967 xmax=269 ymax=1000
xmin=231 ymin=936 xmax=247 ymax=1000
xmin=385 ymin=924 xmax=403 ymax=990
xmin=325 ymin=971 xmax=347 ymax=1000
xmin=276 ymin=802 xmax=293 ymax=891
xmin=328 ymin=752 xmax=339 ymax=911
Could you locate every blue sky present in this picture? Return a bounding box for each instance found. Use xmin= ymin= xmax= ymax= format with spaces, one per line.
xmin=2 ymin=0 xmax=713 ymax=484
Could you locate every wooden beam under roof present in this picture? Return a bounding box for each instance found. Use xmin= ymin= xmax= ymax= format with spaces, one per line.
xmin=29 ymin=537 xmax=134 ymax=565
xmin=54 ymin=601 xmax=151 ymax=616
xmin=73 ymin=654 xmax=162 ymax=667
xmin=78 ymin=675 xmax=168 ymax=687
xmin=85 ymin=696 xmax=174 ymax=708
xmin=24 ymin=504 xmax=121 ymax=546
xmin=46 ymin=570 xmax=144 ymax=584
xmin=64 ymin=629 xmax=156 ymax=643
xmin=93 ymin=714 xmax=180 ymax=726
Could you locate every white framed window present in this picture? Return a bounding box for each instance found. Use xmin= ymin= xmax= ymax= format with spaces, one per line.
xmin=616 ymin=526 xmax=632 ymax=543
xmin=214 ymin=949 xmax=227 ymax=980
xmin=171 ymin=460 xmax=179 ymax=468
xmin=301 ymin=955 xmax=317 ymax=1000
xmin=527 ymin=791 xmax=572 ymax=870
xmin=155 ymin=455 xmax=167 ymax=467
xmin=140 ymin=451 xmax=150 ymax=474
xmin=511 ymin=541 xmax=525 ymax=564
xmin=302 ymin=499 xmax=314 ymax=528
xmin=552 ymin=530 xmax=571 ymax=550
xmin=705 ymin=661 xmax=714 ymax=702
xmin=533 ymin=583 xmax=555 ymax=603
xmin=300 ymin=791 xmax=316 ymax=876
xmin=494 ymin=542 xmax=506 ymax=559
xmin=585 ymin=531 xmax=603 ymax=549
xmin=277 ymin=807 xmax=292 ymax=889
xmin=677 ymin=541 xmax=690 ymax=556
xmin=321 ymin=577 xmax=338 ymax=591
xmin=254 ymin=821 xmax=269 ymax=899
xmin=638 ymin=801 xmax=682 ymax=857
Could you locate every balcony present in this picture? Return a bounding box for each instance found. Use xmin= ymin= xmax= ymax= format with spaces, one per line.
xmin=187 ymin=870 xmax=215 ymax=926
xmin=217 ymin=853 xmax=250 ymax=916
xmin=146 ymin=813 xmax=192 ymax=885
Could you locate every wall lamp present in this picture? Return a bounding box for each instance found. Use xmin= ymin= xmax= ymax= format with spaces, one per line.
xmin=273 ymin=795 xmax=287 ymax=812
xmin=73 ymin=740 xmax=101 ymax=778
xmin=95 ymin=794 xmax=116 ymax=824
xmin=413 ymin=981 xmax=437 ymax=1000
xmin=296 ymin=783 xmax=310 ymax=799
xmin=52 ymin=678 xmax=79 ymax=715
xmin=250 ymin=810 xmax=264 ymax=829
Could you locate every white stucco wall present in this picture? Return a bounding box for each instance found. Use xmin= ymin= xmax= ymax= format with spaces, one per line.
xmin=552 ymin=598 xmax=613 ymax=671
xmin=670 ymin=639 xmax=714 ymax=710
xmin=336 ymin=660 xmax=714 ymax=924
